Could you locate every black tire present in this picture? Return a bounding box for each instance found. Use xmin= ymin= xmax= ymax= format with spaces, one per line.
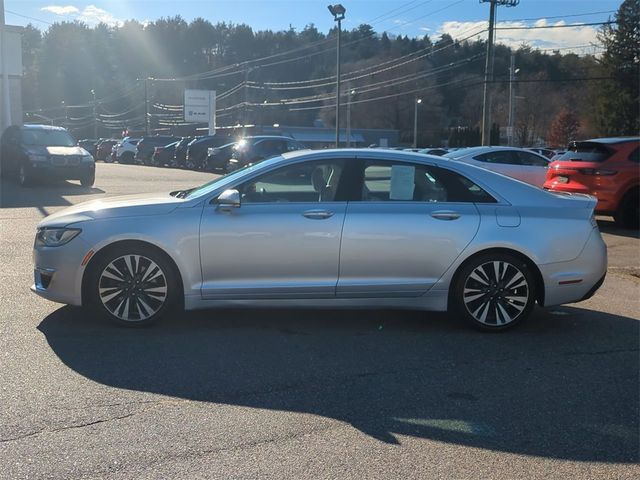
xmin=614 ymin=190 xmax=639 ymax=229
xmin=452 ymin=253 xmax=536 ymax=332
xmin=80 ymin=170 xmax=95 ymax=187
xmin=18 ymin=163 xmax=34 ymax=187
xmin=86 ymin=244 xmax=180 ymax=327
xmin=119 ymin=152 xmax=134 ymax=164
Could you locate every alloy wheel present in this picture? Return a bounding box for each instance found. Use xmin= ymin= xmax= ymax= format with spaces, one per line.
xmin=462 ymin=261 xmax=529 ymax=327
xmin=98 ymin=254 xmax=168 ymax=322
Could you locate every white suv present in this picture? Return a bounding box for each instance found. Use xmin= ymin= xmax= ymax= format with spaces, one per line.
xmin=113 ymin=137 xmax=140 ymax=164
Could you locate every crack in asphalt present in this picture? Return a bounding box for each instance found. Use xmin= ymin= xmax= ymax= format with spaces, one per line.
xmin=0 ymin=401 xmax=173 ymax=444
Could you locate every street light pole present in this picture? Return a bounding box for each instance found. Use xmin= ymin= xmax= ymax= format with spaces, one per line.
xmin=328 ymin=4 xmax=346 ymax=148
xmin=91 ymin=89 xmax=98 ymax=139
xmin=413 ymin=97 xmax=422 ymax=149
xmin=507 ymin=52 xmax=519 ymax=147
xmin=346 ymin=87 xmax=355 ymax=147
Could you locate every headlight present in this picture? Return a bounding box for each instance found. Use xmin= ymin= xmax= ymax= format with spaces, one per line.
xmin=28 ymin=153 xmax=48 ymax=162
xmin=35 ymin=228 xmax=81 ymax=247
xmin=82 ymin=154 xmax=94 ymax=163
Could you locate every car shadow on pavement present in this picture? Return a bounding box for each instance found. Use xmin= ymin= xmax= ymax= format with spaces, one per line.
xmin=37 ymin=305 xmax=639 ymax=463
xmin=597 ymin=218 xmax=640 ymax=239
xmin=0 ymin=178 xmax=104 ymax=209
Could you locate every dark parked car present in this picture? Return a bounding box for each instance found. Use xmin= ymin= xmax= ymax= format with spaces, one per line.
xmin=78 ymin=138 xmax=98 ymax=157
xmin=135 ymin=136 xmax=179 ymax=165
xmin=205 ymin=142 xmax=236 ymax=172
xmin=172 ymin=136 xmax=199 ymax=168
xmin=185 ymin=135 xmax=232 ymax=170
xmin=95 ymin=138 xmax=118 ymax=161
xmin=1 ymin=124 xmax=95 ymax=187
xmin=226 ymin=136 xmax=307 ymax=171
xmin=151 ymin=141 xmax=179 ymax=167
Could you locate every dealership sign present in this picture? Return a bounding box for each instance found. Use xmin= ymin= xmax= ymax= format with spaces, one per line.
xmin=184 ymin=90 xmax=216 ymax=133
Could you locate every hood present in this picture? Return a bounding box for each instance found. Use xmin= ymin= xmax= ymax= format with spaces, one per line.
xmin=47 ymin=146 xmax=89 ymax=156
xmin=38 ymin=192 xmax=187 ymax=228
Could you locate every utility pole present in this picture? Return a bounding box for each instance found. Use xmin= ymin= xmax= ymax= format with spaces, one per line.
xmin=244 ymin=67 xmax=252 ymax=132
xmin=480 ymin=0 xmax=519 ymax=146
xmin=0 ymin=0 xmax=12 ymax=132
xmin=507 ymin=52 xmax=517 ymax=146
xmin=328 ymin=4 xmax=346 ymax=148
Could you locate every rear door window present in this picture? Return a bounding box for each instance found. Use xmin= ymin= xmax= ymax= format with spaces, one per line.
xmin=559 ymin=142 xmax=612 ymax=162
xmin=517 ymin=151 xmax=549 ymax=167
xmin=473 ymin=150 xmax=521 ymax=165
xmin=359 ymin=161 xmax=496 ymax=203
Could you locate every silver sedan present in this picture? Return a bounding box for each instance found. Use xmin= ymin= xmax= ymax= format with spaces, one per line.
xmin=32 ymin=149 xmax=607 ymax=331
xmin=444 ymin=146 xmax=550 ymax=187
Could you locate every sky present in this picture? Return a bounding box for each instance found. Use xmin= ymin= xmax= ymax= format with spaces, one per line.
xmin=5 ymin=0 xmax=623 ymax=53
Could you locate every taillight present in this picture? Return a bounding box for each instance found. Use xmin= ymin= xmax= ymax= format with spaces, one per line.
xmin=579 ymin=168 xmax=617 ymax=176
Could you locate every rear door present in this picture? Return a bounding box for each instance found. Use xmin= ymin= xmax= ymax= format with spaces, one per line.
xmin=337 ymin=158 xmax=490 ymax=297
xmin=515 ymin=151 xmax=549 ymax=186
xmin=471 ymin=150 xmax=524 ymax=181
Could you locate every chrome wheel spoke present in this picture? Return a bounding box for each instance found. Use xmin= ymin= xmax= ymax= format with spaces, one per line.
xmin=463 ymin=261 xmax=529 ymax=326
xmin=98 ymin=255 xmax=167 ymax=322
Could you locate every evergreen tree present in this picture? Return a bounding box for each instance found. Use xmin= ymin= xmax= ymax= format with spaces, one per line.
xmin=593 ymin=0 xmax=640 ymax=135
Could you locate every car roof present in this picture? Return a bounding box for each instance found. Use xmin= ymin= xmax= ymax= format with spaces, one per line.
xmin=20 ymin=124 xmax=66 ymax=131
xmin=243 ymin=135 xmax=295 ymax=141
xmin=583 ymin=137 xmax=640 ymax=144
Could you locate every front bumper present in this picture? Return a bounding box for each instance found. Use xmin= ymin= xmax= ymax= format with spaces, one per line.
xmin=31 ymin=236 xmax=92 ymax=306
xmin=28 ymin=162 xmax=94 ymax=181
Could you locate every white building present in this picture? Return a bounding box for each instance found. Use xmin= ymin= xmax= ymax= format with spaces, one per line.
xmin=0 ymin=24 xmax=22 ymax=133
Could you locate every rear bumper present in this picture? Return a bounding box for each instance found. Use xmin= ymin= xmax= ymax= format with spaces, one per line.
xmin=539 ymin=227 xmax=607 ymax=307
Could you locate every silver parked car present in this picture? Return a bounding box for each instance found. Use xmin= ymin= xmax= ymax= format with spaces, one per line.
xmin=444 ymin=146 xmax=550 ymax=187
xmin=32 ymin=149 xmax=606 ymax=331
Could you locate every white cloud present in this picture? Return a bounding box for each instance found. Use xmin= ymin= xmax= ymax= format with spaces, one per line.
xmin=77 ymin=5 xmax=122 ymax=26
xmin=41 ymin=5 xmax=80 ymax=15
xmin=41 ymin=4 xmax=122 ymax=27
xmin=437 ymin=19 xmax=601 ymax=54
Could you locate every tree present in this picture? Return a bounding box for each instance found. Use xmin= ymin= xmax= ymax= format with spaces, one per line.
xmin=547 ymin=109 xmax=580 ymax=148
xmin=592 ymin=0 xmax=640 ymax=135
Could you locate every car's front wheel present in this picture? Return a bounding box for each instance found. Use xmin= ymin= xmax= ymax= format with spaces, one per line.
xmin=87 ymin=245 xmax=179 ymax=326
xmin=80 ymin=170 xmax=95 ymax=187
xmin=18 ymin=163 xmax=34 ymax=187
xmin=452 ymin=253 xmax=536 ymax=331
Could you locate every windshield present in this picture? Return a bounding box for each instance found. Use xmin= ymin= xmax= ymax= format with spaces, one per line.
xmin=21 ymin=129 xmax=76 ymax=147
xmin=184 ymin=156 xmax=280 ymax=199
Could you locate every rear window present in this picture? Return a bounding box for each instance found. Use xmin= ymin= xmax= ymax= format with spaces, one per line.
xmin=558 ymin=142 xmax=612 ymax=162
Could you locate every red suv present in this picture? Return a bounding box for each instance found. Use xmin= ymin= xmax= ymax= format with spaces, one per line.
xmin=544 ymin=137 xmax=639 ymax=228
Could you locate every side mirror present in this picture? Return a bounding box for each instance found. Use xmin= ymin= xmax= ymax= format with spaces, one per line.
xmin=215 ymin=189 xmax=240 ymax=210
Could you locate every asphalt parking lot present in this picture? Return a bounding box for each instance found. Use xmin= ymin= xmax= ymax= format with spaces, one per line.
xmin=1 ymin=163 xmax=638 ymax=479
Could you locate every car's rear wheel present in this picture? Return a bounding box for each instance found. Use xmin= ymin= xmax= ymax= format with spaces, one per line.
xmin=119 ymin=152 xmax=134 ymax=164
xmin=87 ymin=246 xmax=179 ymax=326
xmin=614 ymin=189 xmax=639 ymax=229
xmin=453 ymin=253 xmax=536 ymax=331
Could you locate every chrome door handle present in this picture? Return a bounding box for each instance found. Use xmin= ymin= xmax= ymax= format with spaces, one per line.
xmin=431 ymin=210 xmax=460 ymax=221
xmin=303 ymin=209 xmax=334 ymax=220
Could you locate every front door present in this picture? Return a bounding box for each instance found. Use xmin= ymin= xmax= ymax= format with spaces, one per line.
xmin=199 ymin=159 xmax=347 ymax=298
xmin=337 ymin=159 xmax=491 ymax=297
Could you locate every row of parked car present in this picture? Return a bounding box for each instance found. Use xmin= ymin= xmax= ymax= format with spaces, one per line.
xmin=84 ymin=135 xmax=307 ymax=173
xmin=3 ymin=124 xmax=637 ymax=229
